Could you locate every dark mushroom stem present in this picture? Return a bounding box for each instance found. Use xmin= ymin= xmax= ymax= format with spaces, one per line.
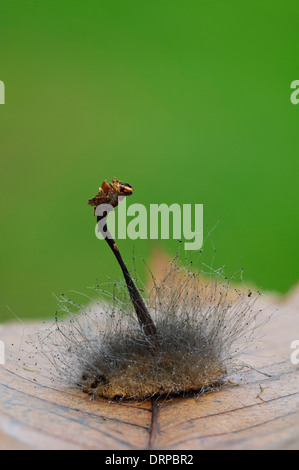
xmin=97 ymin=213 xmax=158 ymax=348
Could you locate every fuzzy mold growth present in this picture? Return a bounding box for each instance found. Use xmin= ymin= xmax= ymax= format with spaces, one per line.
xmin=39 ymin=261 xmax=262 ymax=400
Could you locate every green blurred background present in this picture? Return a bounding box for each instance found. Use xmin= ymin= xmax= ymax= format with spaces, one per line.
xmin=1 ymin=0 xmax=299 ymax=321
